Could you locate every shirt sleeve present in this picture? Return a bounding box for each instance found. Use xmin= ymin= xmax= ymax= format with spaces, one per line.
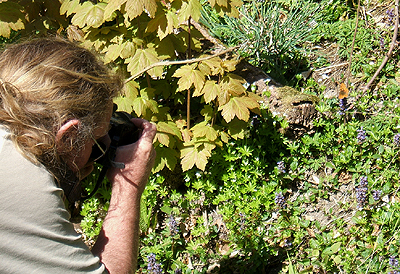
xmin=0 ymin=132 xmax=108 ymax=274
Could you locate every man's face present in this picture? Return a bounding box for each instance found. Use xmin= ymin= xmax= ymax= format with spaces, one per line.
xmin=72 ymin=102 xmax=113 ymax=179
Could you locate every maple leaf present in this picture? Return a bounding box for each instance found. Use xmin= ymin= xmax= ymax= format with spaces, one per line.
xmin=172 ymin=64 xmax=205 ymax=92
xmin=155 ymin=121 xmax=182 ymax=146
xmin=125 ymin=0 xmax=157 ymax=20
xmin=193 ymin=80 xmax=221 ymax=103
xmin=219 ymin=96 xmax=259 ymax=123
xmin=71 ymin=2 xmax=106 ymax=28
xmin=126 ymin=47 xmax=163 ymax=78
xmin=153 ymin=146 xmax=179 ymax=172
xmin=178 ymin=0 xmax=202 ymax=22
xmin=131 ymin=88 xmax=159 ymax=117
xmin=60 ymin=0 xmax=80 ymax=16
xmin=0 ymin=2 xmax=24 ymax=38
xmin=198 ymin=56 xmax=224 ymax=76
xmin=180 ymin=141 xmax=214 ymax=171
xmin=103 ymin=0 xmax=126 ymax=20
xmin=147 ymin=9 xmax=179 ymax=40
xmin=192 ymin=121 xmax=218 ymax=141
xmin=220 ymin=73 xmax=247 ymax=96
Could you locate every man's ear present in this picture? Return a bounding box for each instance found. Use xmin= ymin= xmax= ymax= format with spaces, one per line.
xmin=55 ymin=119 xmax=80 ymax=152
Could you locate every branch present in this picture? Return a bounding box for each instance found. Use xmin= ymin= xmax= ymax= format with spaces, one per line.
xmin=124 ymin=46 xmax=240 ymax=84
xmin=363 ymin=0 xmax=399 ymax=91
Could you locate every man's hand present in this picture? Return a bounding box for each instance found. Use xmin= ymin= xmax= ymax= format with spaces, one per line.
xmin=93 ymin=118 xmax=157 ymax=273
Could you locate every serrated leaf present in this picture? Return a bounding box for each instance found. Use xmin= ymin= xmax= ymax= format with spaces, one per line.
xmin=60 ymin=0 xmax=80 ymax=16
xmin=178 ymin=0 xmax=202 ymax=22
xmin=192 ymin=121 xmax=218 ymax=141
xmin=103 ymin=0 xmax=126 ymax=20
xmin=220 ymin=131 xmax=230 ymax=143
xmin=131 ymin=89 xmax=159 ymax=117
xmin=220 ymin=73 xmax=247 ymax=96
xmin=222 ymin=59 xmax=239 ymax=72
xmin=0 ymin=2 xmax=24 ymax=37
xmin=199 ymin=56 xmax=224 ymax=75
xmin=181 ymin=142 xmax=212 ymax=171
xmin=195 ymin=80 xmax=220 ymax=103
xmin=153 ymin=146 xmax=179 ymax=172
xmin=172 ymin=64 xmax=205 ymax=91
xmin=147 ymin=9 xmax=179 ymax=40
xmin=126 ymin=47 xmax=163 ymax=78
xmin=200 ymin=105 xmax=214 ymax=121
xmin=219 ymin=97 xmax=249 ymax=122
xmin=155 ymin=121 xmax=182 ymax=146
xmin=71 ymin=2 xmax=106 ymax=28
xmin=125 ymin=0 xmax=157 ymax=20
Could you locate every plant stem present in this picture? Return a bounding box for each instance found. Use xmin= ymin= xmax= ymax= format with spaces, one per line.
xmin=363 ymin=0 xmax=399 ymax=91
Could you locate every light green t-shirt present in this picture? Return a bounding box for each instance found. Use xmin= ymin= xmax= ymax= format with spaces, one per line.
xmin=0 ymin=128 xmax=107 ymax=273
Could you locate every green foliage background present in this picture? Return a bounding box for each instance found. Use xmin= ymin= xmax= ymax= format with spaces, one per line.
xmin=2 ymin=0 xmax=400 ymax=273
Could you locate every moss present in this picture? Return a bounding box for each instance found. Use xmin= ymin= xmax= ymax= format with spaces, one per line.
xmin=276 ymin=86 xmax=319 ymax=106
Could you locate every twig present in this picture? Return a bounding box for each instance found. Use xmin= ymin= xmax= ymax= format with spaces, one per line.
xmin=363 ymin=0 xmax=399 ymax=91
xmin=314 ymin=62 xmax=348 ymax=72
xmin=124 ymin=46 xmax=240 ymax=84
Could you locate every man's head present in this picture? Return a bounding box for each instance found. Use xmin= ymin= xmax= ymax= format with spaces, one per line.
xmin=0 ymin=37 xmax=122 ymax=180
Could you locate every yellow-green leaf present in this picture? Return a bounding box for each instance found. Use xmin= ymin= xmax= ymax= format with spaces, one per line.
xmin=172 ymin=64 xmax=205 ymax=91
xmin=180 ymin=143 xmax=212 ymax=171
xmin=153 ymin=146 xmax=179 ymax=172
xmin=194 ymin=80 xmax=220 ymax=103
xmin=60 ymin=0 xmax=80 ymax=16
xmin=0 ymin=2 xmax=24 ymax=37
xmin=71 ymin=2 xmax=106 ymax=28
xmin=178 ymin=0 xmax=202 ymax=22
xmin=192 ymin=121 xmax=218 ymax=141
xmin=147 ymin=9 xmax=179 ymax=40
xmin=199 ymin=56 xmax=224 ymax=76
xmin=103 ymin=0 xmax=126 ymax=20
xmin=219 ymin=96 xmax=258 ymax=122
xmin=125 ymin=0 xmax=157 ymax=20
xmin=220 ymin=73 xmax=247 ymax=96
xmin=126 ymin=47 xmax=163 ymax=78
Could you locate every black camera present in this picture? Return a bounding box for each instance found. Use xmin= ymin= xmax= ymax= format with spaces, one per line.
xmin=81 ymin=109 xmax=141 ymax=200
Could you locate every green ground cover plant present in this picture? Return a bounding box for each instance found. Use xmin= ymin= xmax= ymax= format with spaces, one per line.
xmin=2 ymin=0 xmax=400 ymax=273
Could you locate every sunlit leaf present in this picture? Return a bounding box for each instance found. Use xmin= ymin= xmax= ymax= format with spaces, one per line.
xmin=178 ymin=0 xmax=202 ymax=22
xmin=147 ymin=9 xmax=179 ymax=40
xmin=172 ymin=64 xmax=205 ymax=91
xmin=125 ymin=0 xmax=157 ymax=20
xmin=60 ymin=0 xmax=80 ymax=16
xmin=103 ymin=0 xmax=126 ymax=20
xmin=192 ymin=121 xmax=218 ymax=141
xmin=71 ymin=2 xmax=106 ymax=28
xmin=219 ymin=96 xmax=259 ymax=122
xmin=126 ymin=47 xmax=163 ymax=78
xmin=194 ymin=80 xmax=220 ymax=103
xmin=181 ymin=142 xmax=213 ymax=171
xmin=220 ymin=73 xmax=247 ymax=96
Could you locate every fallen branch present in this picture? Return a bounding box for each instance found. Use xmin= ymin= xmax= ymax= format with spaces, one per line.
xmin=124 ymin=45 xmax=240 ymax=84
xmin=363 ymin=0 xmax=399 ymax=91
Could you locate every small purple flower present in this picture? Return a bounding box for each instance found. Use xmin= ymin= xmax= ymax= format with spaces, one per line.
xmin=147 ymin=253 xmax=163 ymax=274
xmin=394 ymin=133 xmax=400 ymax=146
xmin=372 ymin=190 xmax=382 ymax=201
xmin=275 ymin=192 xmax=286 ymax=208
xmin=283 ymin=239 xmax=292 ymax=248
xmin=168 ymin=215 xmax=179 ymax=236
xmin=356 ymin=176 xmax=368 ymax=208
xmin=357 ymin=127 xmax=367 ymax=143
xmin=386 ymin=8 xmax=395 ymax=26
xmin=390 ymin=255 xmax=399 ymax=268
xmin=338 ymin=98 xmax=348 ymax=115
xmin=277 ymin=161 xmax=286 ymax=173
